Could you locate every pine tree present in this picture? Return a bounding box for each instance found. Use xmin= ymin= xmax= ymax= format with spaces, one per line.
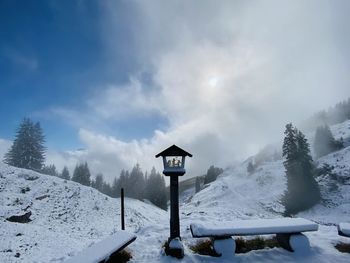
xmin=247 ymin=161 xmax=255 ymax=174
xmin=41 ymin=164 xmax=58 ymax=176
xmin=144 ymin=167 xmax=167 ymax=210
xmin=203 ymin=165 xmax=223 ymax=184
xmin=92 ymin=173 xmax=104 ymax=192
xmin=61 ymin=166 xmax=70 ymax=180
xmin=314 ymin=124 xmax=343 ymax=158
xmin=126 ymin=164 xmax=145 ymax=200
xmin=195 ymin=176 xmax=201 ymax=193
xmin=101 ymin=181 xmax=112 ymax=196
xmin=282 ymin=123 xmax=321 ymax=215
xmin=4 ymin=118 xmax=46 ymax=171
xmin=72 ymin=162 xmax=91 ymax=186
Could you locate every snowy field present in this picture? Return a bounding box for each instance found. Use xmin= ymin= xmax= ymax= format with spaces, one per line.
xmin=1 ymin=120 xmax=350 ymax=262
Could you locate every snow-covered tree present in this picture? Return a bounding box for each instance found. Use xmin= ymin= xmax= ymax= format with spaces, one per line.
xmin=4 ymin=118 xmax=46 ymax=171
xmin=72 ymin=162 xmax=91 ymax=186
xmin=282 ymin=123 xmax=320 ymax=215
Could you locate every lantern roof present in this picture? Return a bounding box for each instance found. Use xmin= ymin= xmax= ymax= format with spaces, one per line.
xmin=155 ymin=144 xmax=193 ymax=158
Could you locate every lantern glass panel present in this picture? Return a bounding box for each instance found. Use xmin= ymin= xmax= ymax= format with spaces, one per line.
xmin=165 ymin=156 xmax=183 ymax=169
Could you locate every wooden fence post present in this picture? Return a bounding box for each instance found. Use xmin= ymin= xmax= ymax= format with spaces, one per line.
xmin=121 ymin=188 xmax=125 ymax=230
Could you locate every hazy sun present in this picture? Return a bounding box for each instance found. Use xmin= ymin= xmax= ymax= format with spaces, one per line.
xmin=208 ymin=76 xmax=219 ymax=87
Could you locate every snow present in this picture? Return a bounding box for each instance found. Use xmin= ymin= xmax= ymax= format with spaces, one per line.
xmin=338 ymin=223 xmax=350 ymax=236
xmin=0 ymin=163 xmax=167 ymax=263
xmin=289 ymin=234 xmax=310 ymax=254
xmin=213 ymin=237 xmax=235 ymax=258
xmin=190 ymin=218 xmax=318 ymax=237
xmin=64 ymin=231 xmax=136 ymax=263
xmin=168 ymin=238 xmax=183 ymax=250
xmin=1 ymin=119 xmax=350 ymax=263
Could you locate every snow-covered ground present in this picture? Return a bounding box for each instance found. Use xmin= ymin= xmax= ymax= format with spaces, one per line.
xmin=0 ymin=163 xmax=167 ymax=262
xmin=1 ymin=119 xmax=350 ymax=262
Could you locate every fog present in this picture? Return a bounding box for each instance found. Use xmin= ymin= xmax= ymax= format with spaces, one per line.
xmin=4 ymin=1 xmax=350 ymax=182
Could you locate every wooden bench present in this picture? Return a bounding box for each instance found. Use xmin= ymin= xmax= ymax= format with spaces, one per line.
xmin=65 ymin=230 xmax=136 ymax=263
xmin=338 ymin=223 xmax=350 ymax=237
xmin=190 ymin=218 xmax=318 ymax=256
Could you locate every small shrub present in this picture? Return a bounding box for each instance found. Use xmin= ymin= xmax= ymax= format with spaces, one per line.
xmin=105 ymin=249 xmax=132 ymax=263
xmin=189 ymin=239 xmax=220 ymax=257
xmin=335 ymin=242 xmax=350 ymax=253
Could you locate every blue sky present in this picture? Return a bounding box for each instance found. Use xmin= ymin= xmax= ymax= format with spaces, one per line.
xmin=1 ymin=1 xmax=350 ymax=180
xmin=0 ymin=0 xmax=164 ymax=150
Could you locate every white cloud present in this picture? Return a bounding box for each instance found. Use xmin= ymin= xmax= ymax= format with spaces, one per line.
xmin=49 ymin=1 xmax=350 ymax=182
xmin=87 ymin=78 xmax=162 ymax=120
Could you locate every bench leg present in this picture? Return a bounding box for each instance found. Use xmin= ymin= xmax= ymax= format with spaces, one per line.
xmin=212 ymin=237 xmax=235 ymax=257
xmin=276 ymin=233 xmax=310 ymax=253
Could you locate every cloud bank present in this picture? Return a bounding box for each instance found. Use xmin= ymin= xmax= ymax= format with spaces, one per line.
xmin=13 ymin=1 xmax=350 ymax=182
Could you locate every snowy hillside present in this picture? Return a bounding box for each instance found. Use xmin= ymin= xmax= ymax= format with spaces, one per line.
xmin=183 ymin=120 xmax=350 ymax=222
xmin=0 ymin=163 xmax=167 ymax=262
xmin=1 ymin=119 xmax=350 ymax=263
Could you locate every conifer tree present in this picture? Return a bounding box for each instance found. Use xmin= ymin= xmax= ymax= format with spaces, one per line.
xmin=126 ymin=164 xmax=145 ymax=200
xmin=314 ymin=124 xmax=343 ymax=158
xmin=282 ymin=123 xmax=320 ymax=215
xmin=72 ymin=162 xmax=91 ymax=186
xmin=195 ymin=176 xmax=201 ymax=193
xmin=203 ymin=165 xmax=223 ymax=184
xmin=144 ymin=167 xmax=167 ymax=210
xmin=247 ymin=161 xmax=255 ymax=174
xmin=92 ymin=173 xmax=104 ymax=192
xmin=61 ymin=166 xmax=70 ymax=180
xmin=4 ymin=118 xmax=45 ymax=171
xmin=41 ymin=164 xmax=58 ymax=176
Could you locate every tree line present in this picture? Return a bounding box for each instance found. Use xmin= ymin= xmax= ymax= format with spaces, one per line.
xmin=3 ymin=118 xmax=168 ymax=210
xmin=302 ymin=97 xmax=350 ymax=131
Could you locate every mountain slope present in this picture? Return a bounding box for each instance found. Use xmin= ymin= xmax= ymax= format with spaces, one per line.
xmin=0 ymin=163 xmax=167 ymax=262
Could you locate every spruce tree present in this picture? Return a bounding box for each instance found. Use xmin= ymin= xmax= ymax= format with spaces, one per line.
xmin=247 ymin=161 xmax=255 ymax=174
xmin=92 ymin=173 xmax=104 ymax=192
xmin=61 ymin=166 xmax=70 ymax=180
xmin=282 ymin=123 xmax=321 ymax=215
xmin=203 ymin=165 xmax=224 ymax=184
xmin=4 ymin=118 xmax=45 ymax=171
xmin=144 ymin=167 xmax=167 ymax=210
xmin=195 ymin=176 xmax=201 ymax=193
xmin=72 ymin=162 xmax=91 ymax=186
xmin=126 ymin=164 xmax=145 ymax=200
xmin=314 ymin=124 xmax=343 ymax=158
xmin=41 ymin=164 xmax=58 ymax=176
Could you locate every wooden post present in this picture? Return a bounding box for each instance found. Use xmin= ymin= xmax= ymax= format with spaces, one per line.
xmin=169 ymin=175 xmax=180 ymax=239
xmin=121 ymin=188 xmax=125 ymax=231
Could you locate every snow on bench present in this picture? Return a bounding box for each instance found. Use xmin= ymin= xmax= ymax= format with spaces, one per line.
xmin=65 ymin=230 xmax=136 ymax=263
xmin=191 ymin=218 xmax=318 ymax=237
xmin=338 ymin=223 xmax=350 ymax=237
xmin=190 ymin=218 xmax=318 ymax=256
